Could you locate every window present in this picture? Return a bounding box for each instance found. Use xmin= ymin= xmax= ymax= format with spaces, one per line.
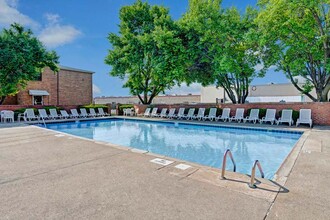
xmin=33 ymin=96 xmax=43 ymax=105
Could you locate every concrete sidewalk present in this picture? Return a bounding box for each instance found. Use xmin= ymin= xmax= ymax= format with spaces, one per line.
xmin=0 ymin=125 xmax=329 ymax=219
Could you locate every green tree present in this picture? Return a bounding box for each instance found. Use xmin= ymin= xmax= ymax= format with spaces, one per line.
xmin=257 ymin=0 xmax=330 ymax=102
xmin=0 ymin=23 xmax=59 ymax=104
xmin=179 ymin=0 xmax=265 ymax=103
xmin=105 ymin=0 xmax=186 ymax=104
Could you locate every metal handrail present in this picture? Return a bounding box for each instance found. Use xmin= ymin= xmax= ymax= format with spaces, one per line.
xmin=38 ymin=117 xmax=46 ymax=127
xmin=221 ymin=149 xmax=236 ymax=179
xmin=249 ymin=160 xmax=265 ymax=188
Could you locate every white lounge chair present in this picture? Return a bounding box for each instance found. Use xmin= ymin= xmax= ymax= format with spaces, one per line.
xmin=260 ymin=109 xmax=276 ymax=125
xmin=49 ymin=109 xmax=62 ymax=119
xmin=243 ymin=109 xmax=259 ymax=124
xmin=192 ymin=108 xmax=205 ymax=120
xmin=229 ymin=108 xmax=245 ymax=123
xmin=97 ymin=108 xmax=110 ymax=117
xmin=123 ymin=108 xmax=133 ymax=116
xmin=156 ymin=108 xmax=167 ymax=118
xmin=183 ymin=108 xmax=195 ymax=120
xmin=166 ymin=108 xmax=176 ymax=119
xmin=1 ymin=110 xmax=14 ymax=122
xmin=217 ymin=108 xmax=231 ymax=122
xmin=89 ymin=108 xmax=97 ymax=117
xmin=143 ymin=108 xmax=151 ymax=117
xmin=24 ymin=109 xmax=39 ymax=121
xmin=277 ymin=109 xmax=293 ymax=126
xmin=38 ymin=109 xmax=50 ymax=120
xmin=0 ymin=110 xmax=5 ymax=122
xmin=174 ymin=108 xmax=185 ymax=119
xmin=60 ymin=110 xmax=71 ymax=119
xmin=204 ymin=108 xmax=217 ymax=121
xmin=70 ymin=109 xmax=81 ymax=118
xmin=80 ymin=108 xmax=89 ymax=118
xmin=296 ymin=109 xmax=313 ymax=128
xmin=150 ymin=108 xmax=158 ymax=117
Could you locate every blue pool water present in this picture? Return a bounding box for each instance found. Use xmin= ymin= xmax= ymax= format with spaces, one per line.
xmin=45 ymin=119 xmax=302 ymax=179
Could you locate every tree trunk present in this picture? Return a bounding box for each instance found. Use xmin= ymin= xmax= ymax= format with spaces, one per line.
xmin=0 ymin=96 xmax=6 ymax=105
xmin=223 ymin=87 xmax=237 ymax=104
xmin=143 ymin=91 xmax=148 ymax=104
xmin=137 ymin=94 xmax=145 ymax=104
xmin=286 ymin=68 xmax=318 ymax=102
xmin=320 ymin=84 xmax=330 ymax=102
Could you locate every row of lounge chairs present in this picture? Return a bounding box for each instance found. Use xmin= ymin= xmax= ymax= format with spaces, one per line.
xmin=22 ymin=108 xmax=110 ymax=121
xmin=142 ymin=107 xmax=313 ymax=127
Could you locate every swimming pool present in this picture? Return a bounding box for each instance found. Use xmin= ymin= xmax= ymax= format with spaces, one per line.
xmin=45 ymin=119 xmax=302 ymax=179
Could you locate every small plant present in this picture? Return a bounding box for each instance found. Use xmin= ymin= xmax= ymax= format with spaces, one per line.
xmin=216 ymin=108 xmax=222 ymax=117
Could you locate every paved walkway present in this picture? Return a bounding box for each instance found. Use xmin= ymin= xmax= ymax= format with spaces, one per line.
xmin=0 ymin=124 xmax=329 ymax=219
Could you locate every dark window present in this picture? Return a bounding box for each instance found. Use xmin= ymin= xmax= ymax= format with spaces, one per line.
xmin=33 ymin=96 xmax=43 ymax=105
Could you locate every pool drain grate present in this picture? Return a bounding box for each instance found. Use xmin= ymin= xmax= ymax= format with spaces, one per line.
xmin=150 ymin=158 xmax=174 ymax=166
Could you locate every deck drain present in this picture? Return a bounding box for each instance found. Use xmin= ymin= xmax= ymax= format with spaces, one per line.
xmin=175 ymin=164 xmax=191 ymax=170
xmin=150 ymin=158 xmax=174 ymax=166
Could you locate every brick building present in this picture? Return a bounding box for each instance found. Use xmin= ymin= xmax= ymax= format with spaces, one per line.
xmin=4 ymin=65 xmax=94 ymax=106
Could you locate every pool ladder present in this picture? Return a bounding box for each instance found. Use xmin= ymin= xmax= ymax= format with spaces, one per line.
xmin=221 ymin=149 xmax=236 ymax=179
xmin=220 ymin=149 xmax=265 ymax=189
xmin=38 ymin=117 xmax=47 ymax=127
xmin=249 ymin=160 xmax=265 ymax=188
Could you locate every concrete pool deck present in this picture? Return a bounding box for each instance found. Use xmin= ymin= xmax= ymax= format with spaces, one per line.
xmin=0 ymin=121 xmax=329 ymax=219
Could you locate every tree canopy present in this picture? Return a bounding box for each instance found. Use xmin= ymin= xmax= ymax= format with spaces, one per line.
xmin=0 ymin=23 xmax=59 ymax=104
xmin=257 ymin=0 xmax=330 ymax=102
xmin=179 ymin=0 xmax=266 ymax=103
xmin=105 ymin=0 xmax=186 ymax=104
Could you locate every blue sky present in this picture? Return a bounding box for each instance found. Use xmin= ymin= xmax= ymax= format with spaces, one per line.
xmin=0 ymin=0 xmax=288 ymax=97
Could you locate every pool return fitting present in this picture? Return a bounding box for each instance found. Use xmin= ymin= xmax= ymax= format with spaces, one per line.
xmin=221 ymin=149 xmax=265 ymax=189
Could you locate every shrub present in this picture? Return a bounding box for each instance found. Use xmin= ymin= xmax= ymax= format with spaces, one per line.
xmin=81 ymin=104 xmax=108 ymax=109
xmin=216 ymin=108 xmax=222 ymax=116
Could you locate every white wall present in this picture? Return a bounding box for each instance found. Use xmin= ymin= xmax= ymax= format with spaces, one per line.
xmin=200 ymin=83 xmax=321 ymax=103
xmin=200 ymin=86 xmax=226 ymax=103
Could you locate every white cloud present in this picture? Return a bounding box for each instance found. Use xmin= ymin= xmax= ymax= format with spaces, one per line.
xmin=93 ymin=84 xmax=102 ymax=95
xmin=44 ymin=13 xmax=60 ymax=25
xmin=38 ymin=13 xmax=81 ymax=48
xmin=166 ymin=83 xmax=202 ymax=95
xmin=0 ymin=1 xmax=81 ymax=49
xmin=0 ymin=0 xmax=39 ymax=28
xmin=39 ymin=24 xmax=81 ymax=48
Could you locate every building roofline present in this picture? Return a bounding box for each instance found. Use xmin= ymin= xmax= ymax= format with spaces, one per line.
xmin=59 ymin=65 xmax=94 ymax=74
xmin=250 ymin=82 xmax=304 ymax=86
xmin=94 ymin=94 xmax=201 ymax=99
